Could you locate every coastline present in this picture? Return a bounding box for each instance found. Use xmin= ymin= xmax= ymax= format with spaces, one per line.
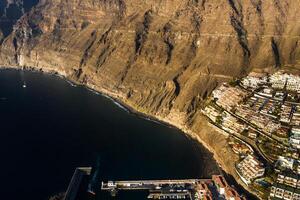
xmin=0 ymin=65 xmax=259 ymax=199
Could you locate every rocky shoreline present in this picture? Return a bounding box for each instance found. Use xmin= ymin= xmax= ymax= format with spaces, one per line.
xmin=0 ymin=65 xmax=259 ymax=199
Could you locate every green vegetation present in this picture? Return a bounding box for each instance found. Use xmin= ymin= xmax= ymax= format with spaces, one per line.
xmin=258 ymin=141 xmax=282 ymax=161
xmin=272 ymin=106 xmax=281 ymax=116
xmin=252 ymin=182 xmax=271 ymax=200
xmin=229 ymin=79 xmax=239 ymax=87
xmin=241 ymin=129 xmax=249 ymax=137
xmin=265 ymin=168 xmax=277 ymax=182
xmin=216 ymin=116 xmax=223 ymax=125
xmin=208 ymin=101 xmax=224 ymax=112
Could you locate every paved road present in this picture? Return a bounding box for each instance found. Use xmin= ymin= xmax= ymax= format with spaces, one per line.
xmin=217 ymin=103 xmax=288 ymax=149
xmin=207 ymin=116 xmax=272 ymax=165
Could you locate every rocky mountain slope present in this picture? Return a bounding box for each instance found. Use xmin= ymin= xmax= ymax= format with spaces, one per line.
xmin=1 ymin=1 xmax=299 ymax=197
xmin=1 ymin=0 xmax=300 ymax=120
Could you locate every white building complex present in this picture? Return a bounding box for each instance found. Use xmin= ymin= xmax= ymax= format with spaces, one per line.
xmin=290 ymin=128 xmax=300 ymax=149
xmin=270 ymin=183 xmax=300 ymax=200
xmin=212 ymin=84 xmax=247 ymax=111
xmin=241 ymin=72 xmax=268 ymax=89
xmin=236 ymin=155 xmax=265 ymax=185
xmin=270 ymin=71 xmax=300 ymax=92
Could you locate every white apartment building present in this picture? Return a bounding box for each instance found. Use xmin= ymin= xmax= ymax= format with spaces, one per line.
xmin=236 ymin=155 xmax=265 ymax=185
xmin=290 ymin=128 xmax=300 ymax=149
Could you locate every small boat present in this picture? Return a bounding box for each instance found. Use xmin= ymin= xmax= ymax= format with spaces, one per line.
xmin=22 ymin=83 xmax=27 ymax=88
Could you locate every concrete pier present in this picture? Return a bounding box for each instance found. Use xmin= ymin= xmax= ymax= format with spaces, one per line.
xmin=101 ymin=179 xmax=212 ymax=199
xmin=64 ymin=167 xmax=92 ymax=200
xmin=101 ymin=179 xmax=207 ymax=190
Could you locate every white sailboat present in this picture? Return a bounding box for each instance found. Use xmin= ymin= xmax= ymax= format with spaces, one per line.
xmin=20 ymin=70 xmax=27 ymax=88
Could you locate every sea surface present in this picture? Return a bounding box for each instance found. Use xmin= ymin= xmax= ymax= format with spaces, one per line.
xmin=0 ymin=69 xmax=220 ymax=200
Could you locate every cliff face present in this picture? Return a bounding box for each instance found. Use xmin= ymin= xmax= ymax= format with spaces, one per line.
xmin=1 ymin=0 xmax=300 ymax=124
xmin=0 ymin=0 xmax=39 ymax=41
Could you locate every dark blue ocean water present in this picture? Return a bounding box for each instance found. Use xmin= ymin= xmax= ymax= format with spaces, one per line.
xmin=0 ymin=69 xmax=220 ymax=200
xmin=0 ymin=0 xmax=39 ymax=38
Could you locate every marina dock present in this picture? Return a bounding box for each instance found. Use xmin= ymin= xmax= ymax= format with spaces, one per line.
xmin=64 ymin=167 xmax=247 ymax=199
xmin=101 ymin=179 xmax=207 ymax=190
xmin=101 ymin=179 xmax=212 ymax=199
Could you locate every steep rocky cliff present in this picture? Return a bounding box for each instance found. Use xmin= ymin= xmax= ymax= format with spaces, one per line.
xmin=0 ymin=0 xmax=300 ymax=134
xmin=1 ymin=0 xmax=300 ymax=135
xmin=2 ymin=1 xmax=300 ymax=197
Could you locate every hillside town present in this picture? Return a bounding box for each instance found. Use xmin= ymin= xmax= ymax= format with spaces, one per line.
xmin=202 ymin=70 xmax=300 ymax=199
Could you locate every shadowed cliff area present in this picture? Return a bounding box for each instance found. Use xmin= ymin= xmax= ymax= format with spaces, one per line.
xmin=0 ymin=0 xmax=300 ymax=129
xmin=0 ymin=0 xmax=39 ymax=41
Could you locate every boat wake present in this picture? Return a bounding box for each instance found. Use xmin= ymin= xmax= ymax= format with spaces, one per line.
xmin=20 ymin=70 xmax=27 ymax=88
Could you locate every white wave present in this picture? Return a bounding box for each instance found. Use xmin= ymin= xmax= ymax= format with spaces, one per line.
xmin=141 ymin=116 xmax=163 ymax=125
xmin=66 ymin=80 xmax=77 ymax=87
xmin=87 ymin=88 xmax=101 ymax=96
xmin=113 ymin=101 xmax=129 ymax=112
